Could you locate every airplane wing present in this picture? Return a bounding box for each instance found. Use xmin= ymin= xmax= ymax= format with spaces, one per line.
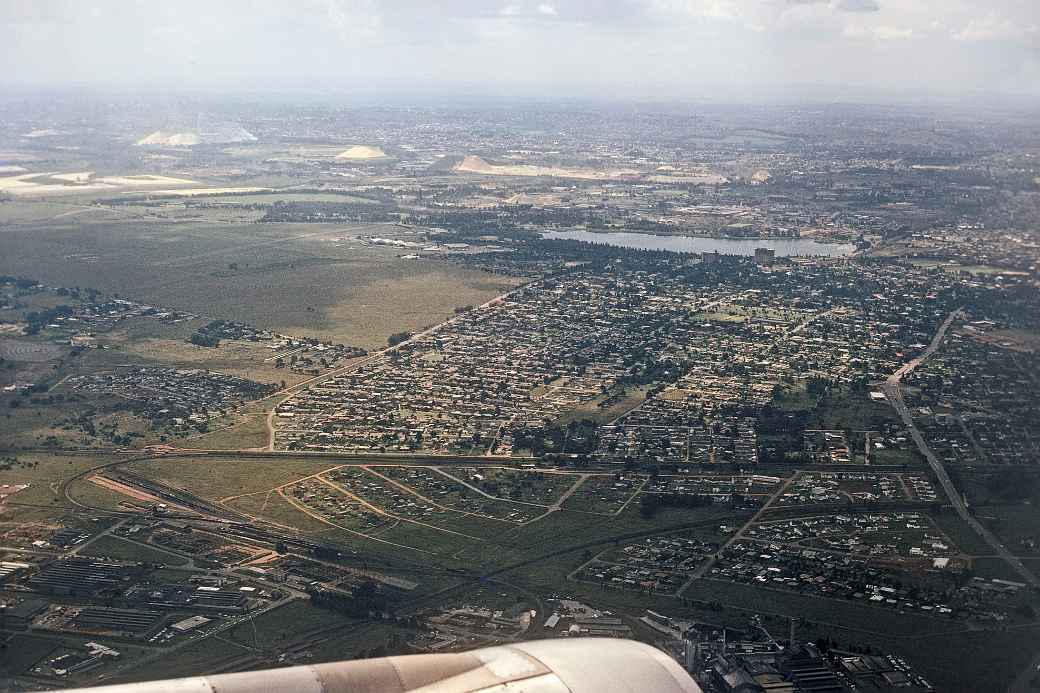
xmin=57 ymin=638 xmax=701 ymax=693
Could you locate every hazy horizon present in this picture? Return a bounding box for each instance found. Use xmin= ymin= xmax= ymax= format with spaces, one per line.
xmin=3 ymin=1 xmax=1038 ymax=101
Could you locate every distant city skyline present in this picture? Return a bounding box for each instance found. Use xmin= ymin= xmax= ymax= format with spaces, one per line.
xmin=2 ymin=0 xmax=1038 ymax=100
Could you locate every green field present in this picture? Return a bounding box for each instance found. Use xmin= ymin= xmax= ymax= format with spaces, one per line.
xmin=976 ymin=502 xmax=1040 ymax=556
xmin=684 ymin=579 xmax=955 ymax=637
xmin=224 ymin=600 xmax=357 ymax=649
xmin=80 ymin=535 xmax=191 ymax=566
xmin=122 ymin=455 xmax=339 ymax=501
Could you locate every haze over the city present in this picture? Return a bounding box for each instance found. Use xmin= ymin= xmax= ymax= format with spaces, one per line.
xmin=2 ymin=0 xmax=1039 ymax=100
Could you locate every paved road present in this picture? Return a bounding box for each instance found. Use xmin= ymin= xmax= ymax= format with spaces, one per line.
xmin=881 ymin=309 xmax=1039 ymax=589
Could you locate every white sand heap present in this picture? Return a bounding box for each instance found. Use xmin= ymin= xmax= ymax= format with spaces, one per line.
xmin=336 ymin=145 xmax=388 ymax=160
xmin=136 ymin=125 xmax=257 ymax=147
xmin=136 ymin=131 xmax=202 ymax=147
xmin=454 ymin=155 xmax=640 ymax=181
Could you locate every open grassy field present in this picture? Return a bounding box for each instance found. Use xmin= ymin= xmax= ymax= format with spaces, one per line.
xmin=684 ymin=578 xmax=954 ymax=637
xmin=104 ymin=455 xmax=742 ymax=570
xmin=0 ymin=452 xmax=121 ymax=512
xmin=80 ymin=535 xmax=191 ymax=565
xmin=793 ymin=617 xmax=1040 ymax=693
xmin=122 ymin=455 xmax=338 ymax=501
xmin=975 ymin=502 xmax=1040 ymax=556
xmin=114 ymin=635 xmax=255 ymax=684
xmin=223 ymin=600 xmax=356 ymax=649
xmin=929 ymin=510 xmax=997 ymax=555
xmin=107 ymin=317 xmax=313 ymax=388
xmin=0 ymin=219 xmax=519 ymax=349
xmin=176 ymin=409 xmax=272 ymax=450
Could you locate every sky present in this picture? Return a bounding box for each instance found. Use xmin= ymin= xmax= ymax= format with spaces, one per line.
xmin=2 ymin=0 xmax=1039 ymax=101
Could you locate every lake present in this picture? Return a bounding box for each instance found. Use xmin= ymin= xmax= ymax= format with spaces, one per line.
xmin=541 ymin=229 xmax=855 ymax=257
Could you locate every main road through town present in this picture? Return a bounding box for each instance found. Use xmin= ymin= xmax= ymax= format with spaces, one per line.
xmin=880 ymin=308 xmax=1038 ymax=588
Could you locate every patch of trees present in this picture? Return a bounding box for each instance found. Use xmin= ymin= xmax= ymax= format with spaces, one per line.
xmin=639 ymin=492 xmax=712 ymax=519
xmin=387 ymin=331 xmax=412 ymax=347
xmin=188 ymin=331 xmax=220 ymax=348
xmin=309 ymin=580 xmax=391 ymax=618
xmin=24 ymin=305 xmax=75 ymax=335
xmin=260 ymin=201 xmax=398 ymax=223
xmin=512 ymin=419 xmax=600 ymax=457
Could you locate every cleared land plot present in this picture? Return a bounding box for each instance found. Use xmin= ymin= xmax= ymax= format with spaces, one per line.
xmin=0 ymin=338 xmax=64 ymax=362
xmin=556 ymin=385 xmax=652 ymax=425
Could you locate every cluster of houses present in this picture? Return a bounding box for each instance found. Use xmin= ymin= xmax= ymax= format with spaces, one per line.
xmin=599 ymin=402 xmax=760 ymax=465
xmin=775 ymin=472 xmax=929 ymax=506
xmin=908 ymin=331 xmax=1038 ymax=468
xmin=286 ymin=477 xmax=389 ymax=531
xmin=574 ymin=535 xmax=721 ymax=595
xmin=275 ymin=258 xmax=960 ymax=460
xmin=705 ymin=509 xmax=1027 ymax=621
xmin=194 ymin=318 xmax=367 ymax=376
xmin=645 ymin=474 xmax=780 ymax=503
xmin=745 ymin=513 xmax=953 ymax=559
xmin=67 ymin=367 xmax=275 ymax=425
xmin=326 ymin=466 xmax=536 ymax=523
